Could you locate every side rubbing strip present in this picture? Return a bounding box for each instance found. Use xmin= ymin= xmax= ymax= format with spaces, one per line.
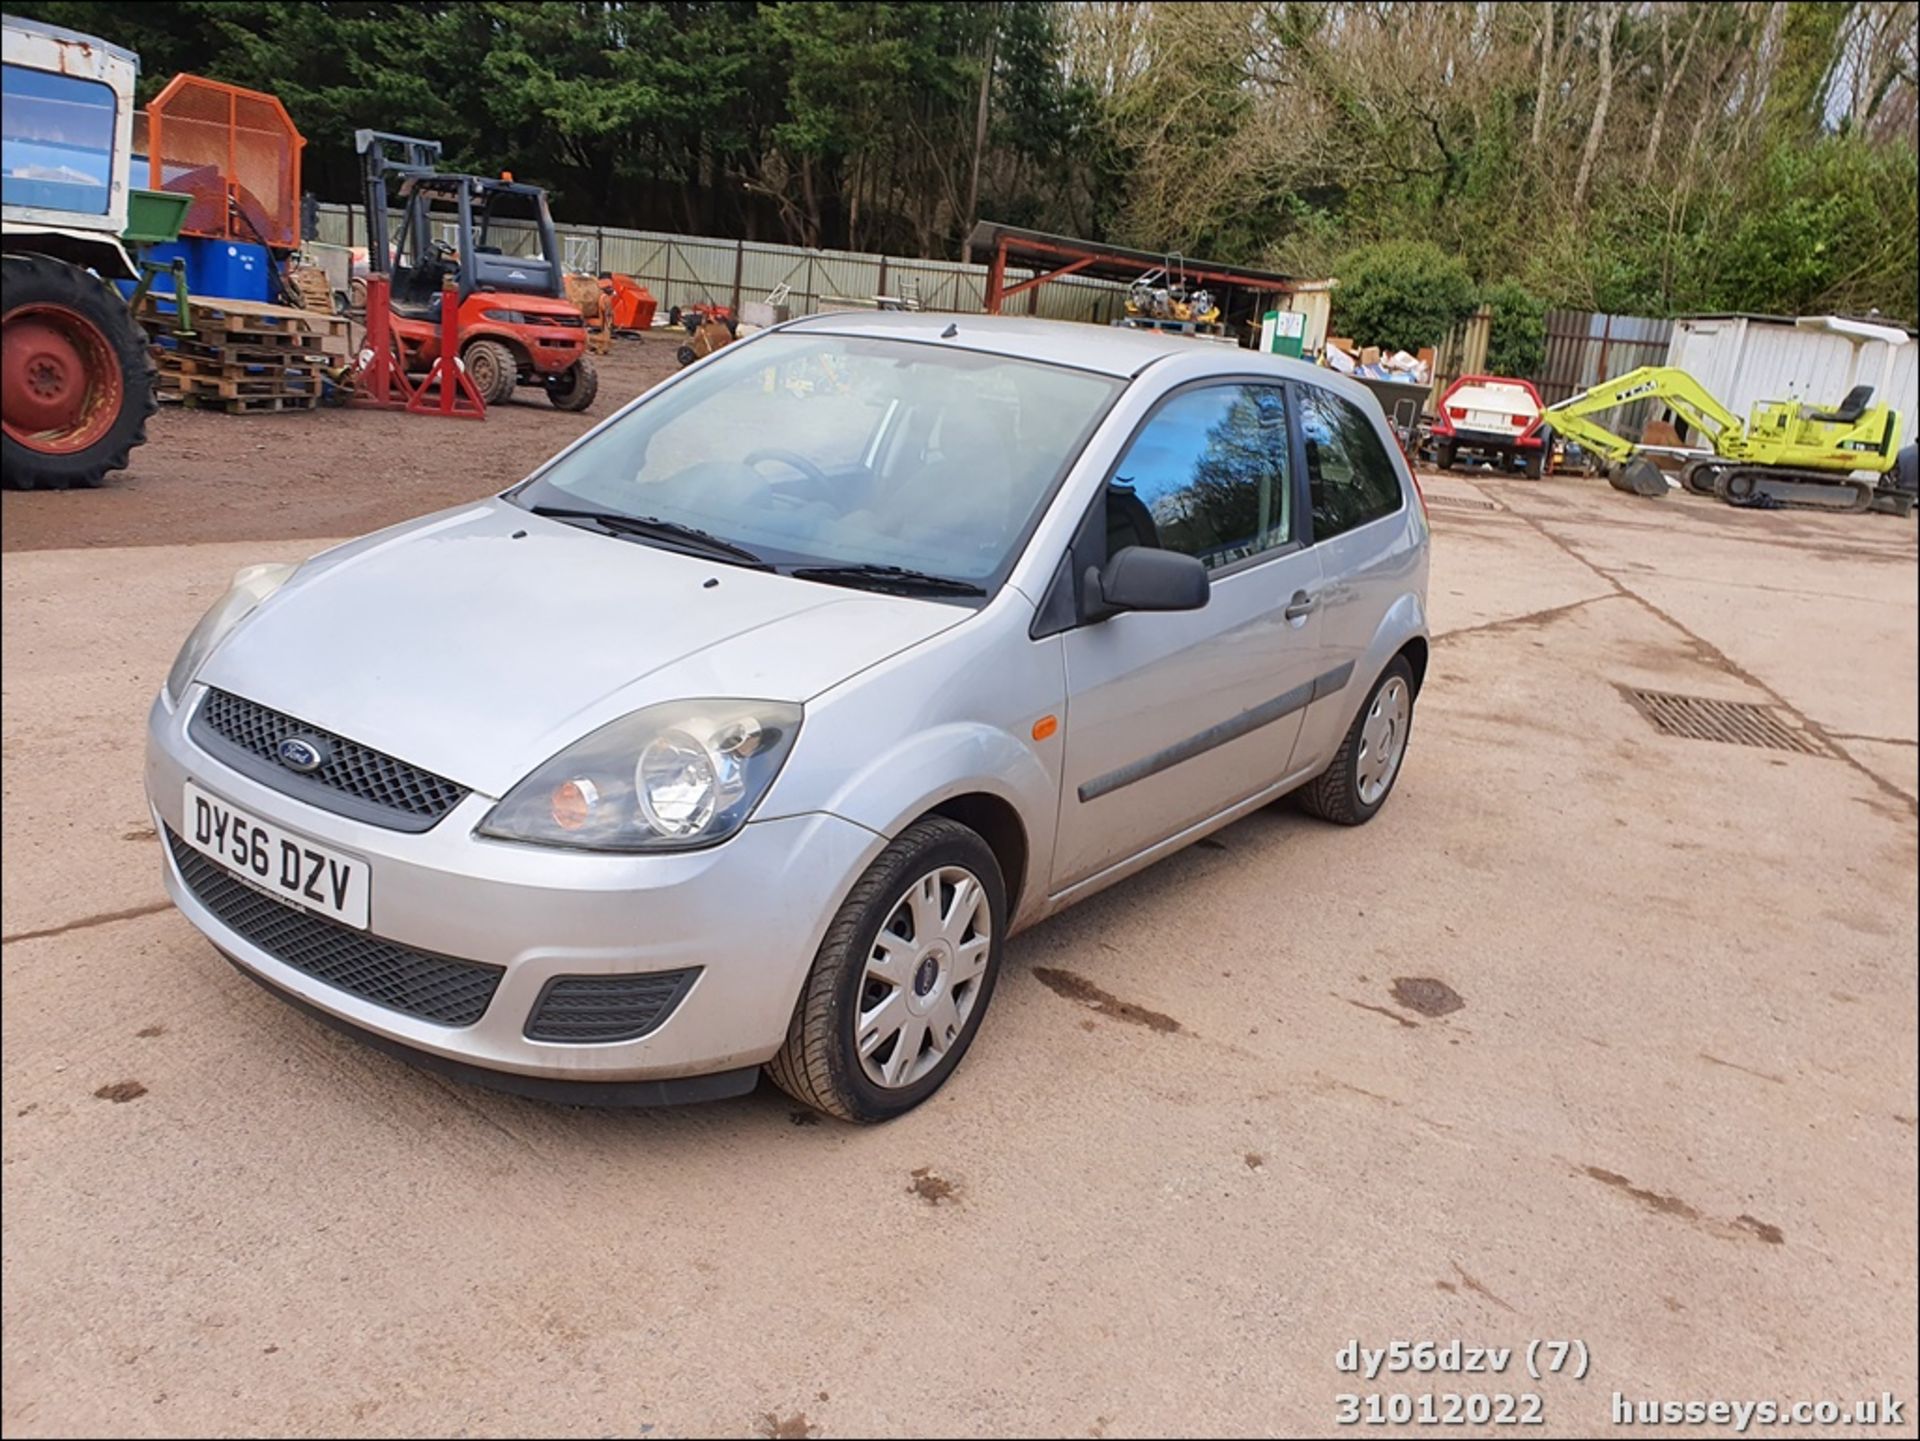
xmin=1077 ymin=661 xmax=1358 ymax=804
xmin=1312 ymin=661 xmax=1354 ymax=701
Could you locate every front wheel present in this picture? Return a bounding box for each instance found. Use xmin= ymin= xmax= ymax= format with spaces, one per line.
xmin=545 ymin=355 xmax=598 ymax=412
xmin=1297 ymin=657 xmax=1416 ymax=826
xmin=768 ymin=817 xmax=1006 ymax=1123
xmin=461 ymin=338 xmax=518 ymax=406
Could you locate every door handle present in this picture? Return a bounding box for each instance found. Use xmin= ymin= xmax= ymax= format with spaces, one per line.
xmin=1284 ymin=590 xmax=1317 ymax=621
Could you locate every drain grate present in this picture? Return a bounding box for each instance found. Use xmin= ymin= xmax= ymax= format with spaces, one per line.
xmin=1424 ymin=494 xmax=1501 ymax=512
xmin=1621 ymin=688 xmax=1828 ymax=755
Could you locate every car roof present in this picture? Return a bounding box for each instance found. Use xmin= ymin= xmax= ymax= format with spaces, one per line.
xmin=775 ymin=311 xmax=1401 ymax=419
xmin=781 ymin=310 xmax=1211 ymax=378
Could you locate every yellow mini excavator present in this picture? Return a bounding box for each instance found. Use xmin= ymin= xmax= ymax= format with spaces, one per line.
xmin=1544 ymin=316 xmax=1917 ymax=517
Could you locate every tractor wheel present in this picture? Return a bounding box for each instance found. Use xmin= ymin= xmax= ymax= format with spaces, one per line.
xmin=461 ymin=338 xmax=518 ymax=406
xmin=545 ymin=356 xmax=599 ymax=412
xmin=2 ymin=254 xmax=157 ymax=491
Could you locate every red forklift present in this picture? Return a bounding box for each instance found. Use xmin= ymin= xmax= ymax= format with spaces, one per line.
xmin=356 ymin=131 xmax=596 ymax=411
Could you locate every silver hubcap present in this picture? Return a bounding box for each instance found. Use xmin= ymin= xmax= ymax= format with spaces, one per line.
xmin=857 ymin=865 xmax=991 ymax=1090
xmin=1356 ymin=677 xmax=1411 ymax=805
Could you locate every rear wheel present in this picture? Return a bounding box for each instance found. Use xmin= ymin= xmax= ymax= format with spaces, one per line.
xmin=1433 ymin=439 xmax=1456 ymax=471
xmin=1297 ymin=657 xmax=1416 ymax=826
xmin=1522 ymin=444 xmax=1546 ymax=479
xmin=768 ymin=817 xmax=1006 ymax=1123
xmin=461 ymin=338 xmax=517 ymax=405
xmin=545 ymin=356 xmax=598 ymax=412
xmin=2 ymin=254 xmax=157 ymax=491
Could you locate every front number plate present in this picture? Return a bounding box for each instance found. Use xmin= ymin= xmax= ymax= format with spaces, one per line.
xmin=182 ymin=782 xmax=370 ymax=929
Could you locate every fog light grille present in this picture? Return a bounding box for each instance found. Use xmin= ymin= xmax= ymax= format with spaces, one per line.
xmin=524 ymin=971 xmax=700 ymax=1043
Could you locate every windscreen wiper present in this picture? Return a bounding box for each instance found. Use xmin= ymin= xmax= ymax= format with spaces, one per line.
xmin=788 ymin=562 xmax=986 ymax=597
xmin=527 ymin=505 xmax=770 ymax=568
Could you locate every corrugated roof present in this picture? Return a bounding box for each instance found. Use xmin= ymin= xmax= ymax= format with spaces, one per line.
xmin=966 ymin=221 xmax=1294 ymax=292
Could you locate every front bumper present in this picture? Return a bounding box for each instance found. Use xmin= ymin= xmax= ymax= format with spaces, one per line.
xmin=147 ymin=687 xmax=884 ymax=1086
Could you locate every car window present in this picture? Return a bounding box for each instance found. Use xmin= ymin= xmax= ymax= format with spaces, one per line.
xmin=1106 ymin=384 xmax=1292 ymax=571
xmin=515 ymin=333 xmax=1122 ymax=585
xmin=1300 ymin=386 xmax=1404 ymax=539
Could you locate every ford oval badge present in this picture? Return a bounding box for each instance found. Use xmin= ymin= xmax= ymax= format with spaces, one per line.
xmin=277 ymin=736 xmax=326 ymax=774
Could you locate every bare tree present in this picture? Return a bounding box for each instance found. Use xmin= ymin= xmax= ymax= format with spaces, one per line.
xmin=1531 ymin=1 xmax=1556 ymax=152
xmin=1641 ymin=2 xmax=1709 ymax=174
xmin=960 ymin=3 xmax=1002 ymax=264
xmin=1572 ymin=2 xmax=1618 ymax=206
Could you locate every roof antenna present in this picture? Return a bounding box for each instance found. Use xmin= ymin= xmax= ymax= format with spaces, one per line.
xmin=941 ymin=322 xmax=959 ymax=339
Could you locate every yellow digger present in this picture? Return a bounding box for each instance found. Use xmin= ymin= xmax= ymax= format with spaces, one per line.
xmin=1545 ymin=317 xmax=1916 ymax=516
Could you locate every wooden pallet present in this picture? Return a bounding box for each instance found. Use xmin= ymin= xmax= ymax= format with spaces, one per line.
xmin=144 ymin=294 xmax=341 ymax=415
xmin=161 ymin=337 xmax=336 ymax=368
xmin=173 ymin=391 xmax=321 ymax=414
xmin=161 ymin=371 xmax=318 ymax=400
xmin=140 ymin=295 xmax=350 ymax=357
xmin=289 ymin=265 xmax=336 ymax=315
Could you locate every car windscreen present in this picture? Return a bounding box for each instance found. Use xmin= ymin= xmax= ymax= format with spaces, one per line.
xmin=510 ymin=332 xmax=1124 ymax=587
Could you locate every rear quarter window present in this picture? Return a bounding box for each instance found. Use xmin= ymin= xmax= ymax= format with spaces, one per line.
xmin=1300 ymin=386 xmax=1405 ymax=540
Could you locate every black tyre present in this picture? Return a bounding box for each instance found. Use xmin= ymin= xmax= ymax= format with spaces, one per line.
xmin=461 ymin=338 xmax=517 ymax=405
xmin=2 ymin=254 xmax=157 ymax=491
xmin=1434 ymin=438 xmax=1456 ymax=471
xmin=1522 ymin=439 xmax=1547 ymax=478
xmin=675 ymin=344 xmax=697 ymax=368
xmin=1297 ymin=656 xmax=1416 ymax=826
xmin=545 ymin=355 xmax=598 ymax=412
xmin=768 ymin=817 xmax=1007 ymax=1123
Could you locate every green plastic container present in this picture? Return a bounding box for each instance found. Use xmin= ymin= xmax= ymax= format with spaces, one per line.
xmin=122 ymin=188 xmax=192 ymax=245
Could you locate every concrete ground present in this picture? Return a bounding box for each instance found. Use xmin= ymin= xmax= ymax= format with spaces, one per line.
xmin=2 ymin=466 xmax=1915 ymax=1438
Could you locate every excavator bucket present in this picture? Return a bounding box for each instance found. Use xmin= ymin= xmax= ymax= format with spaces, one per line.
xmin=1608 ymin=457 xmax=1669 ymax=497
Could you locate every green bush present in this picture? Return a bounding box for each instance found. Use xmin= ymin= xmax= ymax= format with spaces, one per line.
xmin=1482 ymin=280 xmax=1546 ymax=378
xmin=1331 ymin=240 xmax=1478 ymax=355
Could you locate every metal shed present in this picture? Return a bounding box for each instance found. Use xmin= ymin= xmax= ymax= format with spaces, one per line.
xmin=966 ymin=220 xmax=1294 ymax=340
xmin=1666 ymin=314 xmax=1919 ymax=450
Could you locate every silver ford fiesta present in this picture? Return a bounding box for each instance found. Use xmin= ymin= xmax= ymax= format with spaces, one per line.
xmin=146 ymin=312 xmax=1430 ymax=1121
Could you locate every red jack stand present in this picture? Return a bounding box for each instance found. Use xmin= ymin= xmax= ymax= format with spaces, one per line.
xmin=407 ymin=281 xmax=485 ymax=419
xmin=351 ymin=274 xmax=416 ymax=409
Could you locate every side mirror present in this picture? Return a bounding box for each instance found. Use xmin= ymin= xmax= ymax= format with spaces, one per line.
xmin=1083 ymin=547 xmax=1210 ymax=622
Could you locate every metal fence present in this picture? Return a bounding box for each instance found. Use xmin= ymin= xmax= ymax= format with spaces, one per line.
xmin=1536 ymin=308 xmax=1674 ymax=436
xmin=310 ymin=202 xmax=1131 ymax=325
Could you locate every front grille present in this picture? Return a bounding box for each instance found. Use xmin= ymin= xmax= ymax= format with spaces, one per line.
xmin=525 ymin=971 xmax=700 ymax=1043
xmin=191 ymin=689 xmax=469 ymax=832
xmin=168 ymin=827 xmax=502 ymax=1026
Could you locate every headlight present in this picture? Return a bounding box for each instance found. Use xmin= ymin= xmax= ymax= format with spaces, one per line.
xmin=476 ymin=700 xmax=802 ymax=852
xmin=164 ymin=563 xmax=296 ymax=705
